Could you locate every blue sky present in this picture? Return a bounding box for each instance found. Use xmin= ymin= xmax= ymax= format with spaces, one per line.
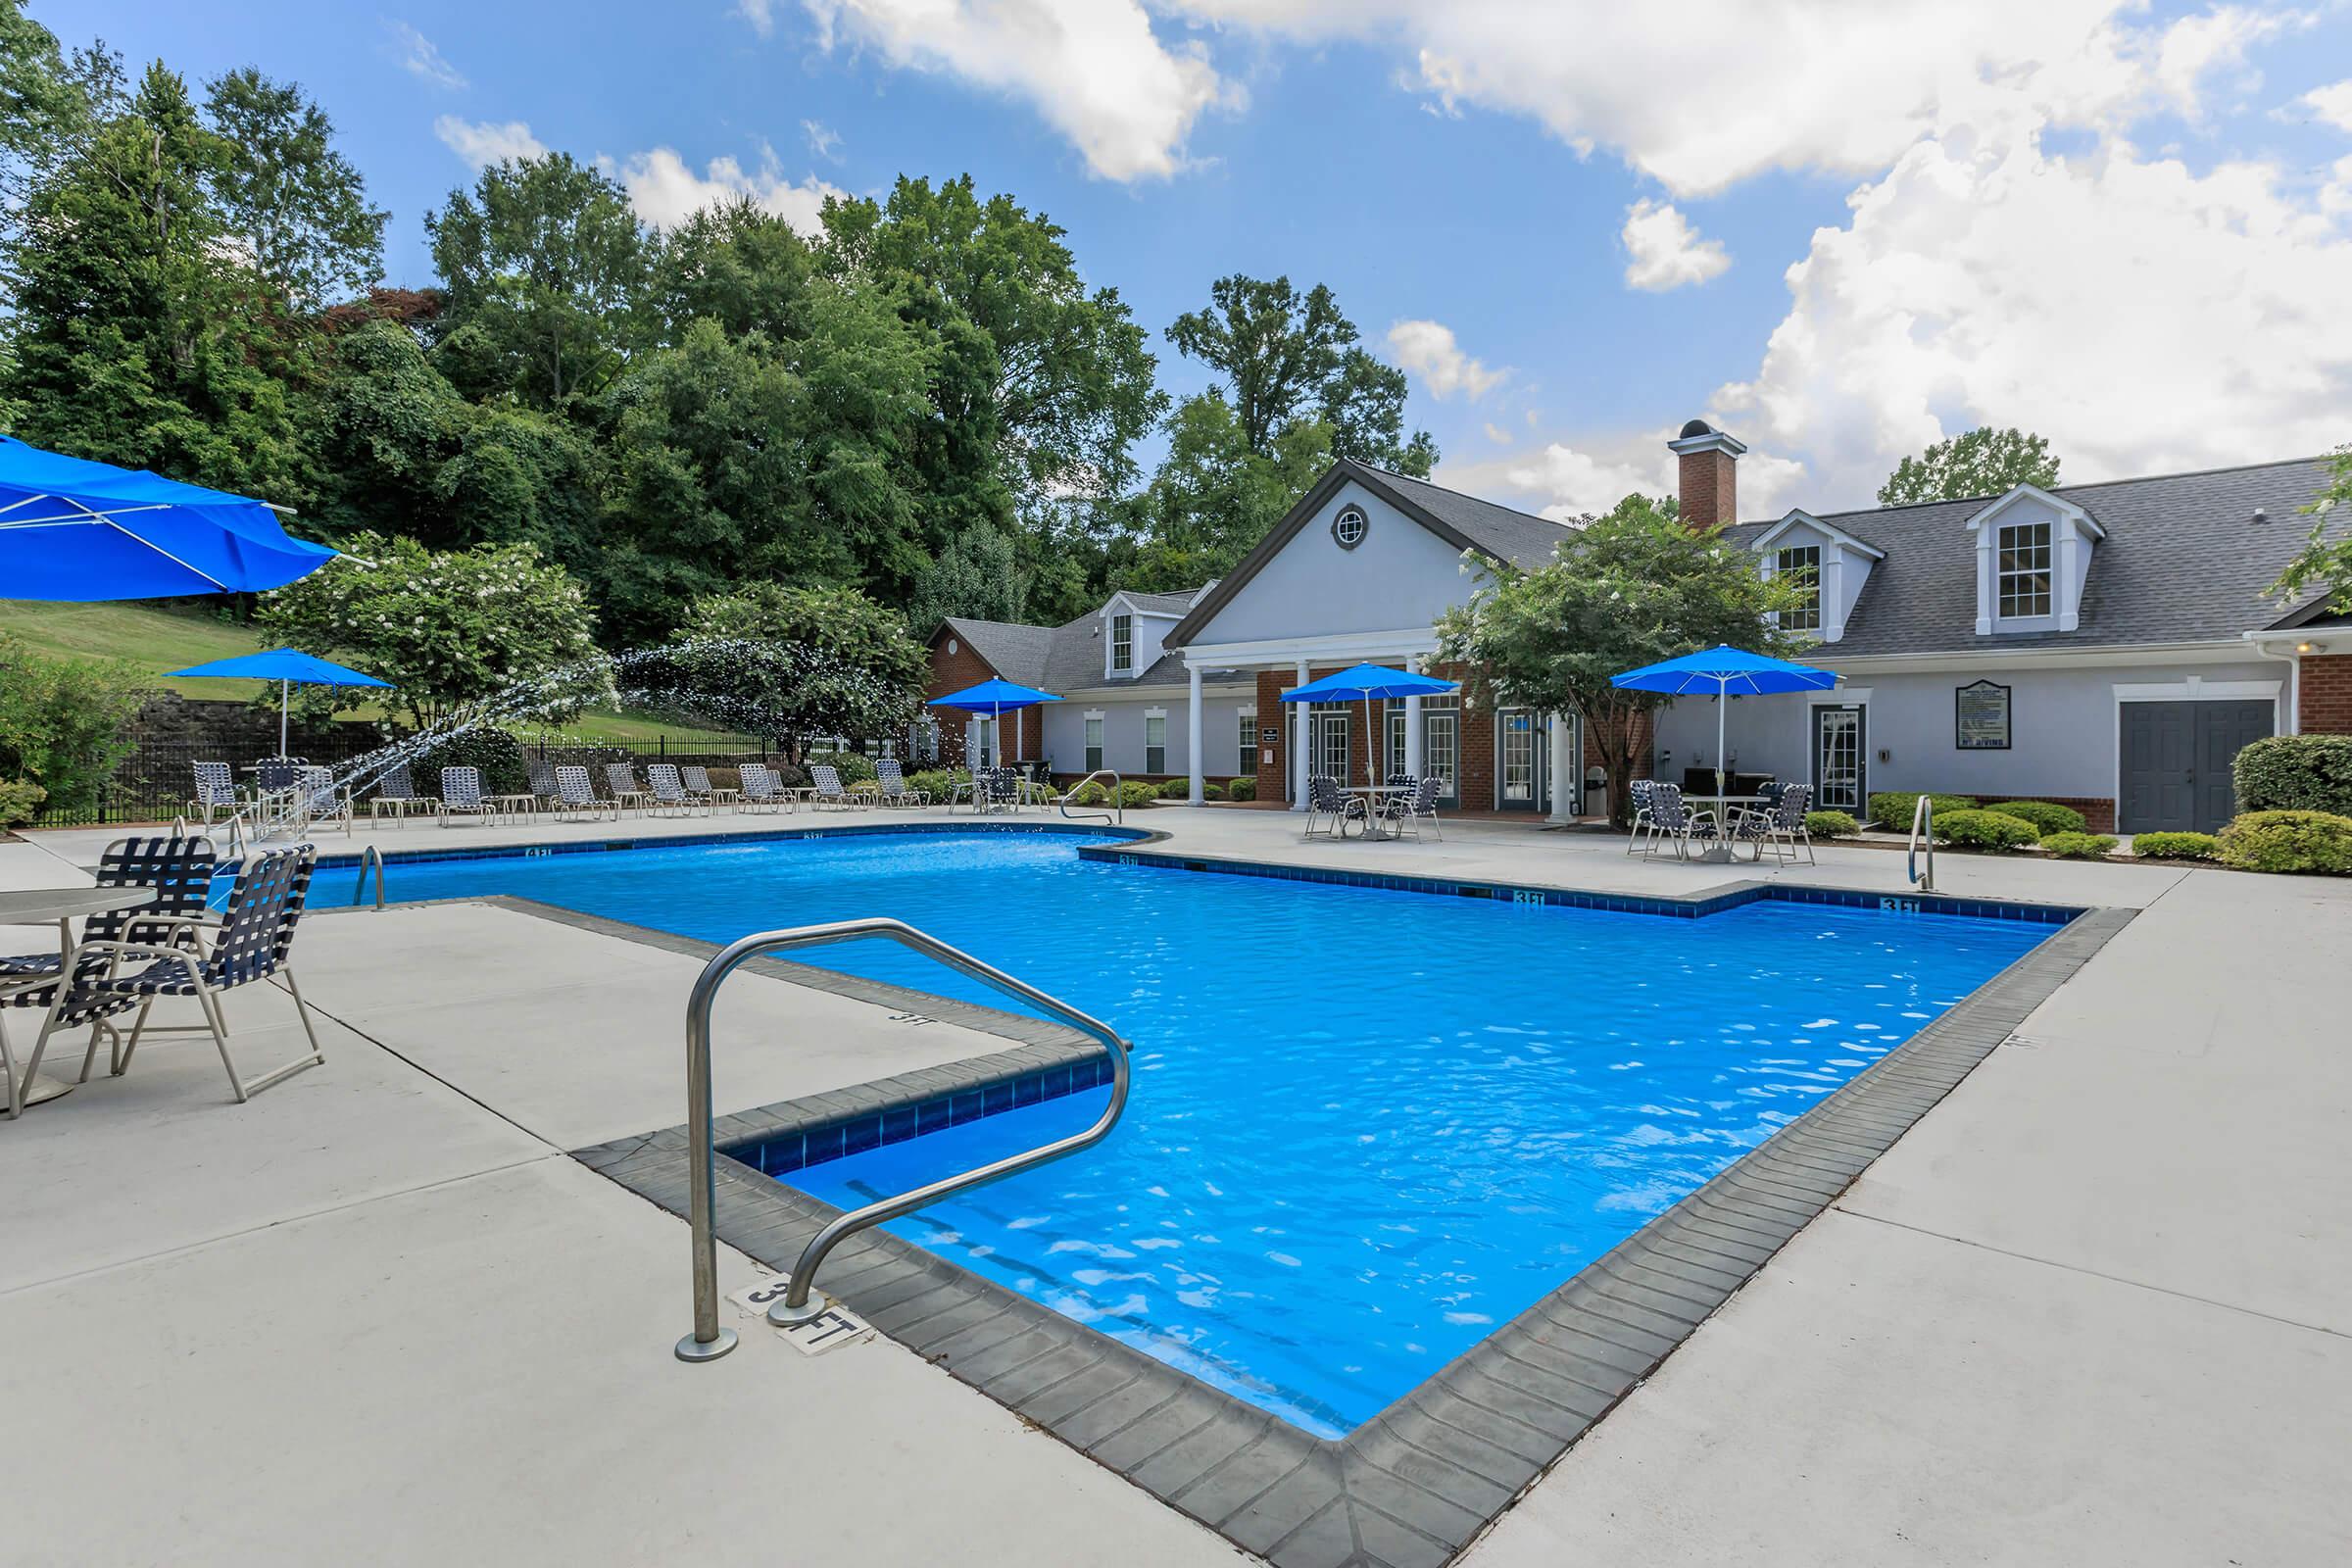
xmin=53 ymin=2 xmax=2352 ymax=519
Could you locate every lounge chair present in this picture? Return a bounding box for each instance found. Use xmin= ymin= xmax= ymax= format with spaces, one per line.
xmin=254 ymin=756 xmax=302 ymax=796
xmin=1730 ymin=782 xmax=1815 ymax=864
xmin=368 ymin=761 xmax=433 ymax=828
xmin=679 ymin=765 xmax=733 ymax=811
xmin=296 ymin=766 xmax=352 ymax=837
xmin=808 ymin=764 xmax=858 ymax=810
xmin=526 ymin=759 xmax=561 ymax=809
xmin=736 ymin=762 xmax=790 ymax=814
xmin=1626 ymin=778 xmax=1659 ymax=857
xmin=188 ymin=761 xmax=240 ymax=826
xmin=439 ymin=765 xmax=495 ymax=825
xmin=645 ymin=763 xmax=699 ymax=817
xmin=603 ymin=762 xmax=652 ymax=817
xmin=1647 ymin=783 xmax=1720 ymax=859
xmin=2 ymin=834 xmax=218 ymax=1117
xmin=1303 ymin=775 xmax=1366 ymax=840
xmin=52 ymin=845 xmax=325 ymax=1104
xmin=875 ymin=758 xmax=929 ymax=808
xmin=1382 ymin=774 xmax=1444 ymax=840
xmin=551 ymin=764 xmax=609 ymax=820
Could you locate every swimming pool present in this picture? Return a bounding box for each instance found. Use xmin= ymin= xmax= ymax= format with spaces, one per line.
xmin=330 ymin=827 xmax=2055 ymax=1436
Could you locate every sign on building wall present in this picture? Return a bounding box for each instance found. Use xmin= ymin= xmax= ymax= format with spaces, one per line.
xmin=1955 ymin=680 xmax=2012 ymax=750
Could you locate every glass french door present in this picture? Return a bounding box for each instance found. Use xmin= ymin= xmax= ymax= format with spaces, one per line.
xmin=1312 ymin=710 xmax=1351 ymax=784
xmin=1812 ymin=706 xmax=1866 ymax=810
xmin=1497 ymin=709 xmax=1541 ymax=809
xmin=1423 ymin=710 xmax=1459 ymax=806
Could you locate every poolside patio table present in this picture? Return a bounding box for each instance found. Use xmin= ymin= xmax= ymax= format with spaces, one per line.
xmin=1678 ymin=792 xmax=1776 ymax=863
xmin=1341 ymin=784 xmax=1414 ymax=840
xmin=1 ymin=886 xmax=156 ymax=1111
xmin=484 ymin=793 xmax=541 ymax=826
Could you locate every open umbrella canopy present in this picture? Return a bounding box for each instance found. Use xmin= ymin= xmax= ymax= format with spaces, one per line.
xmin=927 ymin=677 xmax=1061 ymax=712
xmin=168 ymin=648 xmax=391 ymax=688
xmin=0 ymin=435 xmax=338 ymax=601
xmin=1610 ymin=645 xmax=1838 ymax=696
xmin=1278 ymin=662 xmax=1459 ymax=703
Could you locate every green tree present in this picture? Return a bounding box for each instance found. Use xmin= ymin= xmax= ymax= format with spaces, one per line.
xmin=2270 ymin=443 xmax=2352 ymax=612
xmin=1112 ymin=392 xmax=1334 ymax=592
xmin=256 ymin=531 xmax=603 ymax=729
xmin=1165 ymin=274 xmax=1435 ymax=473
xmin=0 ymin=0 xmax=96 ymax=211
xmin=647 ymin=196 xmax=820 ymax=344
xmin=0 ymin=632 xmax=153 ymax=818
xmin=823 ymin=174 xmax=1165 ymax=518
xmin=1878 ymin=427 xmax=2061 ymax=505
xmin=1435 ymin=495 xmax=1807 ymax=825
xmin=907 ymin=519 xmax=1026 ymax=638
xmin=203 ymin=67 xmax=385 ymax=310
xmin=664 ymin=582 xmax=927 ymax=763
xmin=427 ymin=153 xmax=649 ymax=408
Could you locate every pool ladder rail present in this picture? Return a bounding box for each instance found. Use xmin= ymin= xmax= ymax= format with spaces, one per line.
xmin=1907 ymin=794 xmax=1936 ymax=893
xmin=1056 ymin=768 xmax=1123 ymax=826
xmin=675 ymin=916 xmax=1132 ymax=1362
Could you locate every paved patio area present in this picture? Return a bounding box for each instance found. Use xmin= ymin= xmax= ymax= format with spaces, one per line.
xmin=1 ymin=806 xmax=2343 ymax=1564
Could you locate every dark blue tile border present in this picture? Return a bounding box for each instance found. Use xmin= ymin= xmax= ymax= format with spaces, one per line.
xmin=723 ymin=1053 xmax=1116 ymax=1178
xmin=311 ymin=817 xmax=1150 ymax=874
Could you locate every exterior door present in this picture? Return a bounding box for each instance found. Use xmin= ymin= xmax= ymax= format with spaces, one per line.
xmin=1812 ymin=706 xmax=1866 ymax=811
xmin=1423 ymin=710 xmax=1460 ymax=807
xmin=2121 ymin=700 xmax=2272 ymax=833
xmin=1496 ymin=709 xmax=1543 ymax=810
xmin=1312 ymin=710 xmax=1351 ymax=785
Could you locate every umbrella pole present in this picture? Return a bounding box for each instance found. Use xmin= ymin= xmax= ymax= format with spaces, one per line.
xmin=280 ymin=678 xmax=289 ymax=755
xmin=1715 ymin=681 xmax=1727 ymax=797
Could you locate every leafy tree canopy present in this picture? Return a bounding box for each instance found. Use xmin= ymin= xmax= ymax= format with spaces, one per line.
xmin=1878 ymin=426 xmax=2060 ymax=506
xmin=907 ymin=520 xmax=1027 ymax=640
xmin=203 ymin=68 xmax=384 ymax=311
xmin=257 ymin=531 xmax=604 ymax=729
xmin=662 ymin=582 xmax=928 ymax=762
xmin=1435 ymin=495 xmax=1806 ymax=824
xmin=2270 ymin=443 xmax=2352 ymax=612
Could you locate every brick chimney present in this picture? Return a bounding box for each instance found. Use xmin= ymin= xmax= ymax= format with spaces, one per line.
xmin=1669 ymin=418 xmax=1746 ymax=529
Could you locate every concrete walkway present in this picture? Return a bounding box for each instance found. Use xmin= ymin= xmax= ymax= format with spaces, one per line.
xmin=2 ymin=808 xmax=2344 ymax=1564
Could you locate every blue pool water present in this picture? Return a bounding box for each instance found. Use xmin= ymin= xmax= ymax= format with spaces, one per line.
xmin=331 ymin=828 xmax=2050 ymax=1434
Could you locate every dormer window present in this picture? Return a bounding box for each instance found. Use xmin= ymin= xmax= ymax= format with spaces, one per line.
xmin=1774 ymin=546 xmax=1821 ymax=631
xmin=1996 ymin=521 xmax=2052 ymax=619
xmin=1110 ymin=612 xmax=1133 ymax=673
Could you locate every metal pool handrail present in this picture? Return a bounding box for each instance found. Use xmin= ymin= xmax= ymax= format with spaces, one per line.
xmin=675 ymin=917 xmax=1131 ymax=1362
xmin=354 ymin=844 xmax=386 ymax=909
xmin=1908 ymin=794 xmax=1936 ymax=892
xmin=1057 ymin=768 xmax=1123 ymax=825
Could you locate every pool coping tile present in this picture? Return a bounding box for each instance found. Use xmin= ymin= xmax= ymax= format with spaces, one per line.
xmin=522 ymin=828 xmax=2133 ymax=1568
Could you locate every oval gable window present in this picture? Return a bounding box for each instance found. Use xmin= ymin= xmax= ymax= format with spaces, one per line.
xmin=1332 ymin=505 xmax=1368 ymax=550
xmin=946 ymin=638 xmax=958 ymax=655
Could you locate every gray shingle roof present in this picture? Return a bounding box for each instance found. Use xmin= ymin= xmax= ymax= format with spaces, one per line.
xmin=951 ymin=593 xmax=1250 ymax=697
xmin=1730 ymin=457 xmax=2338 ymax=654
xmin=1116 ymin=586 xmax=1208 ymax=614
xmin=940 ymin=616 xmax=1054 ymax=688
xmin=1352 ymin=464 xmax=1578 ymax=569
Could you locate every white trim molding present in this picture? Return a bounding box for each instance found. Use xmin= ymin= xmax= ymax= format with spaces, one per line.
xmin=2111 ymin=678 xmax=2279 ymax=702
xmin=1181 ymin=626 xmax=1440 ymax=669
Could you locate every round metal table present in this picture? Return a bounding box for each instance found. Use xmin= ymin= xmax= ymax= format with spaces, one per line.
xmin=2 ymin=887 xmax=157 ymax=1109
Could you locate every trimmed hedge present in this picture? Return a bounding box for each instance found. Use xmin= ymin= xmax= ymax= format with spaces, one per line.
xmin=805 ymin=749 xmax=874 ymax=786
xmin=2216 ymin=809 xmax=2352 ymax=874
xmin=412 ymin=728 xmax=529 ymax=797
xmin=1116 ymin=780 xmax=1160 ymax=808
xmin=1984 ymin=800 xmax=2087 ymax=837
xmin=0 ymin=777 xmax=45 ymax=827
xmin=1225 ymin=776 xmax=1257 ymax=802
xmin=1804 ymin=809 xmax=1861 ymax=839
xmin=1867 ymin=791 xmax=1978 ymax=831
xmin=2040 ymin=831 xmax=2117 ymax=859
xmin=1202 ymin=781 xmax=1226 ymax=801
xmin=1932 ymin=808 xmax=2040 ymax=850
xmin=1068 ymin=779 xmax=1108 ymax=806
xmin=906 ymin=768 xmax=956 ymax=803
xmin=1156 ymin=777 xmax=1191 ymax=800
xmin=2131 ymin=830 xmax=2219 ymax=860
xmin=2232 ymin=734 xmax=2352 ymax=816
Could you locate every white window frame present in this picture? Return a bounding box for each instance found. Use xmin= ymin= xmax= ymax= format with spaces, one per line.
xmin=1996 ymin=521 xmax=2053 ymax=621
xmin=1083 ymin=711 xmax=1104 ymax=773
xmin=1237 ymin=708 xmax=1257 ymax=775
xmin=1110 ymin=612 xmax=1134 ymax=674
xmin=1774 ymin=544 xmax=1822 ymax=632
xmin=1144 ymin=710 xmax=1167 ymax=775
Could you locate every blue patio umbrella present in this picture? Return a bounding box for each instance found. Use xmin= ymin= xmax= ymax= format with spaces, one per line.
xmin=1279 ymin=663 xmax=1459 ymax=785
xmin=1612 ymin=645 xmax=1838 ymax=794
xmin=169 ymin=647 xmax=391 ymax=755
xmin=0 ymin=434 xmax=338 ymax=601
xmin=929 ymin=677 xmax=1061 ymax=767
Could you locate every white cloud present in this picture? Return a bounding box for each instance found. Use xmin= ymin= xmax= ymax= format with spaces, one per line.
xmin=2148 ymin=5 xmax=2305 ymax=118
xmin=1443 ymin=427 xmax=1807 ymax=523
xmin=736 ymin=0 xmax=781 ymax=37
xmin=1713 ymin=132 xmax=2352 ymax=508
xmin=391 ymin=22 xmax=466 ymax=90
xmin=2296 ymin=78 xmax=2352 ymax=133
xmin=1620 ymin=199 xmax=1730 ymax=291
xmin=804 ymin=119 xmax=844 ymax=161
xmin=1483 ymin=421 xmax=1510 ymax=445
xmin=602 ymin=146 xmax=847 ymax=232
xmin=435 ymin=117 xmax=547 ymax=170
xmin=801 ymin=0 xmax=1238 ymax=181
xmin=1386 ymin=318 xmax=1506 ymax=400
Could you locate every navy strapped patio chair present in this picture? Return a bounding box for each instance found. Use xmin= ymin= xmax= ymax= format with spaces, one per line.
xmin=875 ymin=758 xmax=929 ymax=807
xmin=551 ymin=764 xmax=608 ymax=821
xmin=1647 ymin=783 xmax=1721 ymax=860
xmin=645 ymin=763 xmax=699 ymax=817
xmin=188 ymin=761 xmax=240 ymax=826
xmin=2 ymin=835 xmax=220 ymax=1117
xmin=604 ymin=762 xmax=652 ymax=817
xmin=1303 ymin=775 xmax=1366 ymax=840
xmin=1729 ymin=782 xmax=1815 ymax=864
xmin=53 ymin=846 xmax=324 ymax=1104
xmin=254 ymin=756 xmax=303 ymax=795
xmin=1626 ymin=778 xmax=1660 ymax=857
xmin=439 ymin=765 xmax=495 ymax=825
xmin=1382 ymin=774 xmax=1445 ymax=841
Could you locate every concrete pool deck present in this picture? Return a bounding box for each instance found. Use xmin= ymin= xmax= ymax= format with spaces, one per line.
xmin=1 ymin=808 xmax=2345 ymax=1564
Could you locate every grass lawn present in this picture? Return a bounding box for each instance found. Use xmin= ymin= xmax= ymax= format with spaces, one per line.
xmin=1 ymin=599 xmax=759 ymax=746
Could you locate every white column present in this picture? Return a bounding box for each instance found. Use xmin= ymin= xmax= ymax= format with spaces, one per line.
xmin=1187 ymin=664 xmax=1204 ymax=806
xmin=1546 ymin=710 xmax=1575 ymax=823
xmin=1291 ymin=658 xmax=1311 ymax=811
xmin=1403 ymin=693 xmax=1423 ymax=777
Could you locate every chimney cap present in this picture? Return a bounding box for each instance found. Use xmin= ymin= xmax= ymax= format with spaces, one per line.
xmin=1668 ymin=419 xmax=1747 ymax=459
xmin=1678 ymin=417 xmax=1716 ymax=439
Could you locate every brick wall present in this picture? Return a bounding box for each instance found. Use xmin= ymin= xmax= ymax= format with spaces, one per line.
xmin=924 ymin=627 xmax=1041 ymax=766
xmin=2300 ymin=653 xmax=2352 ymax=735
